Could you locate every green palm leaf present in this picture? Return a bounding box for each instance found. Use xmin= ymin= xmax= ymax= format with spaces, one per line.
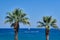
xmin=37 ymin=16 xmax=58 ymax=29
xmin=37 ymin=21 xmax=45 ymax=27
xmin=5 ymin=8 xmax=30 ymax=26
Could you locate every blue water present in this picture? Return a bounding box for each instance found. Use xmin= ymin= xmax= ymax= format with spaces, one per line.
xmin=0 ymin=28 xmax=60 ymax=40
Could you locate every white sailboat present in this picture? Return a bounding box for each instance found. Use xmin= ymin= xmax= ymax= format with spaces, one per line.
xmin=28 ymin=27 xmax=30 ymax=30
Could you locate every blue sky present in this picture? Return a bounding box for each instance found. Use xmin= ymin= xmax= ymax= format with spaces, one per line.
xmin=0 ymin=0 xmax=60 ymax=28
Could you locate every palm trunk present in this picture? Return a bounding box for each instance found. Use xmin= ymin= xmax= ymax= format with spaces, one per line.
xmin=15 ymin=30 xmax=18 ymax=40
xmin=14 ymin=22 xmax=19 ymax=40
xmin=46 ymin=28 xmax=49 ymax=40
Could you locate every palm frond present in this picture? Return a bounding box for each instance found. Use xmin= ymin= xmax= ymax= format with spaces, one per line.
xmin=13 ymin=9 xmax=19 ymax=16
xmin=37 ymin=21 xmax=45 ymax=27
xmin=48 ymin=16 xmax=52 ymax=23
xmin=5 ymin=16 xmax=12 ymax=19
xmin=37 ymin=21 xmax=44 ymax=25
xmin=51 ymin=24 xmax=58 ymax=28
xmin=21 ymin=13 xmax=26 ymax=18
xmin=7 ymin=12 xmax=12 ymax=17
xmin=43 ymin=16 xmax=47 ymax=23
xmin=21 ymin=17 xmax=30 ymax=24
xmin=11 ymin=23 xmax=15 ymax=27
xmin=5 ymin=19 xmax=13 ymax=23
xmin=51 ymin=19 xmax=56 ymax=24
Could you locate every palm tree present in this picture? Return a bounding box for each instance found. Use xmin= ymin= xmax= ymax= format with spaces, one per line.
xmin=37 ymin=16 xmax=58 ymax=40
xmin=5 ymin=8 xmax=30 ymax=40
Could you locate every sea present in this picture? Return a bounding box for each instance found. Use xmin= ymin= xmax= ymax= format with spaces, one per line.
xmin=0 ymin=28 xmax=60 ymax=40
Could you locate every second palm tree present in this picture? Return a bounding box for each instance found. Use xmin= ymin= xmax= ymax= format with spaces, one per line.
xmin=37 ymin=16 xmax=58 ymax=40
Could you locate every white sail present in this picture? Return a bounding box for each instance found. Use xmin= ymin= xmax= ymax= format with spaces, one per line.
xmin=28 ymin=27 xmax=30 ymax=30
